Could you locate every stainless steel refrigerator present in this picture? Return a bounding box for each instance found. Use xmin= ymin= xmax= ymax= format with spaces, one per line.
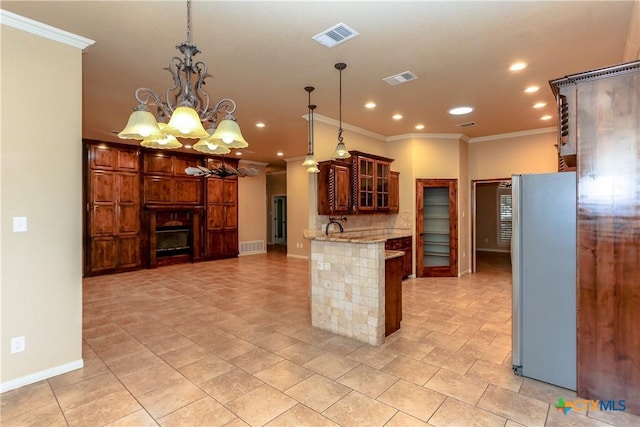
xmin=511 ymin=171 xmax=576 ymax=390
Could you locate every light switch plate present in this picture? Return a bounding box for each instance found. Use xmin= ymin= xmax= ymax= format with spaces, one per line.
xmin=13 ymin=217 xmax=27 ymax=232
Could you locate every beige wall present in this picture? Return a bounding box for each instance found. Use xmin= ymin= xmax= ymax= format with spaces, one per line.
xmin=624 ymin=0 xmax=640 ymax=61
xmin=468 ymin=130 xmax=558 ymax=180
xmin=238 ymin=161 xmax=267 ymax=251
xmin=266 ymin=172 xmax=286 ymax=244
xmin=285 ymin=158 xmax=310 ymax=258
xmin=1 ymin=25 xmax=85 ymax=389
xmin=476 ymin=183 xmax=501 ymax=251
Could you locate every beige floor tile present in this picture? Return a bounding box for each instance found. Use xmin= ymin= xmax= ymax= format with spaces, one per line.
xmin=586 ymin=406 xmax=640 ymax=427
xmin=317 ymin=335 xmax=365 ymax=356
xmin=53 ymin=371 xmax=125 ymax=410
xmin=490 ymin=333 xmax=512 ymax=350
xmin=291 ymin=326 xmax=336 ymax=345
xmin=226 ymin=384 xmax=297 ymax=427
xmin=477 ymin=384 xmax=548 ymax=426
xmin=284 ymin=374 xmax=351 ymax=413
xmin=518 ymin=378 xmax=577 ymax=406
xmin=421 ymin=347 xmax=477 ymax=374
xmin=158 ymin=343 xmax=210 ymax=368
xmin=384 ymin=337 xmax=436 ymax=360
xmin=0 ymin=381 xmax=57 ymax=421
xmin=424 ymin=368 xmax=489 ymax=405
xmin=378 ymin=379 xmax=446 ymax=421
xmin=428 ymin=397 xmax=506 ymax=427
xmin=505 ymin=420 xmax=525 ymax=427
xmin=251 ymin=332 xmax=300 ymax=352
xmin=208 ymin=337 xmax=259 ymax=360
xmin=157 ymin=396 xmax=236 ymax=426
xmin=229 ymin=348 xmax=284 ymax=374
xmin=137 ymin=377 xmax=206 ymax=419
xmin=142 ymin=333 xmax=194 ymax=353
xmin=418 ymin=318 xmax=461 ymax=335
xmin=119 ymin=362 xmax=184 ymax=396
xmin=277 ymin=341 xmax=327 ymax=364
xmin=106 ymin=349 xmax=166 ymax=377
xmin=254 ymin=359 xmax=313 ymax=391
xmin=381 ymin=355 xmax=440 ymax=386
xmin=546 ymin=406 xmax=612 ymax=426
xmin=458 ymin=340 xmax=510 ymax=365
xmin=64 ymin=389 xmax=141 ymax=426
xmin=346 ymin=345 xmax=400 ymax=369
xmin=1 ymin=402 xmax=67 ymax=427
xmin=179 ymin=354 xmax=235 ymax=385
xmin=106 ymin=409 xmax=158 ymax=426
xmin=324 ymin=390 xmax=397 ymax=427
xmin=385 ymin=410 xmax=431 ymax=426
xmin=222 ymin=417 xmax=250 ymax=427
xmin=420 ymin=331 xmax=468 ymax=353
xmin=47 ymin=356 xmax=111 ymax=389
xmin=265 ymin=403 xmax=339 ymax=427
xmin=199 ymin=368 xmax=264 ymax=404
xmin=466 ymin=359 xmax=523 ymax=392
xmin=337 ymin=364 xmax=398 ymax=398
xmin=451 ymin=324 xmax=497 ymax=345
xmin=303 ymin=352 xmax=360 ymax=380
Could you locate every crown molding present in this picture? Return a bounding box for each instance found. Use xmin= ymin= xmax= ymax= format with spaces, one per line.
xmin=0 ymin=10 xmax=95 ymax=49
xmin=239 ymin=159 xmax=268 ymax=167
xmin=313 ymin=114 xmax=386 ymax=141
xmin=284 ymin=155 xmax=307 ymax=163
xmin=468 ymin=127 xmax=556 ymax=143
xmin=386 ymin=133 xmax=468 ymax=142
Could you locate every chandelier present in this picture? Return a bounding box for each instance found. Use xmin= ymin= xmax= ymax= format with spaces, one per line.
xmin=333 ymin=62 xmax=350 ymax=159
xmin=118 ymin=0 xmax=247 ymax=152
xmin=301 ymin=86 xmax=320 ymax=173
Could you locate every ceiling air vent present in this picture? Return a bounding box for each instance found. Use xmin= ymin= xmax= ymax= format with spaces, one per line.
xmin=383 ymin=71 xmax=418 ymax=86
xmin=455 ymin=121 xmax=477 ymax=128
xmin=313 ymin=23 xmax=359 ymax=48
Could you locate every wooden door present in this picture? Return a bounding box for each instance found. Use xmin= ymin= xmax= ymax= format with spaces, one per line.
xmin=416 ymin=179 xmax=457 ymax=277
xmin=389 ymin=171 xmax=399 ymax=213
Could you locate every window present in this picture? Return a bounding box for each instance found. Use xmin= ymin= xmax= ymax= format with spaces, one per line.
xmin=497 ymin=182 xmax=512 ymax=246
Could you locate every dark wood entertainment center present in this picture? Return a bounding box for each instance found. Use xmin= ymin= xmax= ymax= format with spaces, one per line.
xmin=83 ymin=140 xmax=239 ymax=276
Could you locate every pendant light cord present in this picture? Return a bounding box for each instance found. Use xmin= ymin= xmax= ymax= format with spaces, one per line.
xmin=186 ymin=0 xmax=192 ymax=43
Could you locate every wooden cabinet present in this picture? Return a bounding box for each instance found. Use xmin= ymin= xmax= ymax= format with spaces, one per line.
xmin=317 ymin=160 xmax=351 ymax=215
xmin=350 ymin=151 xmax=394 ymax=212
xmin=384 ymin=254 xmax=403 ymax=336
xmin=143 ymin=153 xmax=202 ymax=205
xmin=86 ymin=144 xmax=141 ymax=274
xmin=385 ymin=236 xmax=412 ymax=278
xmin=205 ymin=174 xmax=239 ymax=259
xmin=551 ymin=61 xmax=640 ymax=415
xmin=389 ymin=171 xmax=399 ymax=213
xmin=416 ymin=179 xmax=457 ymax=277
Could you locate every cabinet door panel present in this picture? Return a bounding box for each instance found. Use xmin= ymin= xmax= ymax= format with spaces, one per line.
xmin=173 ymin=178 xmax=202 ymax=204
xmin=117 ymin=205 xmax=140 ymax=234
xmin=206 ymin=231 xmax=224 ymax=257
xmin=144 ymin=154 xmax=173 ymax=175
xmin=335 ymin=165 xmax=350 ymax=212
xmin=117 ymin=236 xmax=140 ymax=268
xmin=222 ymin=231 xmax=238 ymax=255
xmin=389 ymin=172 xmax=399 ymax=212
xmin=144 ymin=176 xmax=173 ymax=203
xmin=208 ymin=205 xmax=224 ymax=229
xmin=90 ymin=145 xmax=116 ymax=170
xmin=117 ymin=149 xmax=139 ymax=171
xmin=117 ymin=173 xmax=139 ymax=203
xmin=91 ymin=205 xmax=115 ymax=235
xmin=90 ymin=237 xmax=118 ymax=271
xmin=224 ymin=205 xmax=238 ymax=228
xmin=223 ymin=179 xmax=238 ymax=204
xmin=91 ymin=171 xmax=116 ymax=203
xmin=207 ymin=178 xmax=224 ymax=201
xmin=173 ymin=157 xmax=200 ymax=175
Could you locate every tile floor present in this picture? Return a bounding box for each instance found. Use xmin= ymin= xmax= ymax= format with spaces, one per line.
xmin=2 ymin=252 xmax=639 ymax=426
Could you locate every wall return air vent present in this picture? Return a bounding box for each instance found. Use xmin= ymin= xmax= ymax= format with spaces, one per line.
xmin=313 ymin=23 xmax=359 ymax=48
xmin=455 ymin=121 xmax=477 ymax=128
xmin=383 ymin=71 xmax=418 ymax=86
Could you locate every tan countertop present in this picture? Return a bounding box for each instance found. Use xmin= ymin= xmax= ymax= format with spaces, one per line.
xmin=303 ymin=228 xmax=411 ymax=244
xmin=385 ymin=250 xmax=405 ymax=260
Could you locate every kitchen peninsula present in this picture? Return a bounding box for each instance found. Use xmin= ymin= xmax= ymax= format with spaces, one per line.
xmin=304 ymin=228 xmax=410 ymax=346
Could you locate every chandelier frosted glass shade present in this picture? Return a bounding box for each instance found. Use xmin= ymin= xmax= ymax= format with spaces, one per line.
xmin=193 ymin=128 xmax=232 ymax=154
xmin=333 ymin=141 xmax=351 ymax=159
xmin=118 ymin=109 xmax=165 ymax=140
xmin=208 ymin=118 xmax=249 ymax=148
xmin=301 ymin=154 xmax=318 ymax=167
xmin=140 ymin=123 xmax=183 ymax=149
xmin=162 ymin=106 xmax=209 ymax=138
xmin=307 ymin=164 xmax=320 ymax=174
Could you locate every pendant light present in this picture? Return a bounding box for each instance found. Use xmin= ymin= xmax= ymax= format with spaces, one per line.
xmin=332 ymin=62 xmax=351 ymax=160
xmin=301 ymin=86 xmax=320 ymax=173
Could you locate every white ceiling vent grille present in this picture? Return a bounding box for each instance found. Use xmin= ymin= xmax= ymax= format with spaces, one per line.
xmin=456 ymin=121 xmax=477 ymax=128
xmin=383 ymin=71 xmax=418 ymax=86
xmin=313 ymin=23 xmax=359 ymax=48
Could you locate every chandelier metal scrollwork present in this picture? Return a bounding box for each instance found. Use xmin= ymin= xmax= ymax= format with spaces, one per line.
xmin=118 ymin=0 xmax=247 ymax=153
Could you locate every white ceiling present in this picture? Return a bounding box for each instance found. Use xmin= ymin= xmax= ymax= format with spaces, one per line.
xmin=2 ymin=1 xmax=634 ymax=171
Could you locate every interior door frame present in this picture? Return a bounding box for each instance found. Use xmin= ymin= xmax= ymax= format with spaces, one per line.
xmin=471 ymin=177 xmax=511 ymax=273
xmin=271 ymin=194 xmax=287 ymax=244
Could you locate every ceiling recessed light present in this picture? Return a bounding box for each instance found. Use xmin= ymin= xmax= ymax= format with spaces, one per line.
xmin=365 ymin=102 xmax=376 ymax=109
xmin=533 ymin=102 xmax=546 ymax=109
xmin=541 ymin=115 xmax=552 ymax=121
xmin=524 ymin=86 xmax=540 ymax=93
xmin=415 ymin=124 xmax=425 ymax=130
xmin=256 ymin=122 xmax=265 ymax=128
xmin=276 ymin=151 xmax=283 ymax=157
xmin=392 ymin=114 xmax=403 ymax=120
xmin=448 ymin=106 xmax=474 ymax=115
xmin=509 ymin=62 xmax=527 ymax=71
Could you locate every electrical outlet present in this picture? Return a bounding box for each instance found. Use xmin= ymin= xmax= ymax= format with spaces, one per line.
xmin=11 ymin=336 xmax=25 ymax=354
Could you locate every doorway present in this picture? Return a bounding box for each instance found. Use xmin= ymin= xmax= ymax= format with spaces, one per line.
xmin=471 ymin=179 xmax=512 ymax=273
xmin=272 ymin=195 xmax=287 ymax=245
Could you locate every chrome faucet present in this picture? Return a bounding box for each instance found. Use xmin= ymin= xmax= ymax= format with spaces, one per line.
xmin=325 ymin=216 xmax=347 ymax=235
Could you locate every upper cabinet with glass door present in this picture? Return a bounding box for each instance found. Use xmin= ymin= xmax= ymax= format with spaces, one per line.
xmin=350 ymin=151 xmax=394 ymax=212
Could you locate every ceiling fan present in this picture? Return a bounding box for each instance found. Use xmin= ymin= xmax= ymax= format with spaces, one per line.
xmin=185 ymin=163 xmax=259 ymax=178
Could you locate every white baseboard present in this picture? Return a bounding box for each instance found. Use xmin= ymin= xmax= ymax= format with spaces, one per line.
xmin=238 ymin=250 xmax=267 ymax=257
xmin=286 ymin=254 xmax=309 ymax=260
xmin=458 ymin=269 xmax=472 ymax=277
xmin=1 ymin=359 xmax=83 ymax=393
